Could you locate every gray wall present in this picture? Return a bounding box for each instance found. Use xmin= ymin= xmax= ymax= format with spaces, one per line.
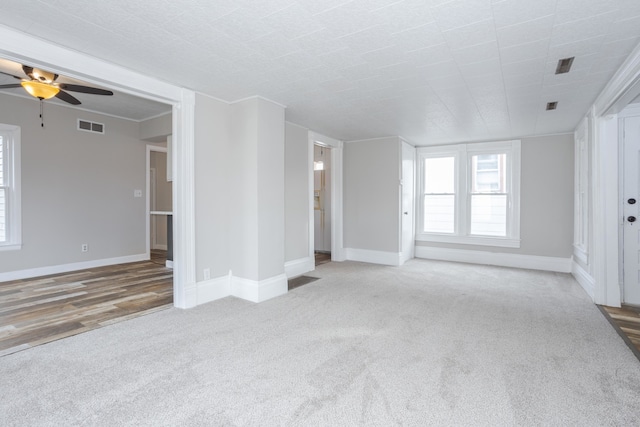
xmin=230 ymin=99 xmax=259 ymax=280
xmin=0 ymin=94 xmax=147 ymax=273
xmin=344 ymin=137 xmax=400 ymax=253
xmin=256 ymin=99 xmax=285 ymax=280
xmin=140 ymin=113 xmax=171 ymax=142
xmin=416 ymin=133 xmax=575 ymax=258
xmin=194 ymin=93 xmax=231 ymax=281
xmin=284 ymin=122 xmax=309 ymax=262
xmin=229 ymin=97 xmax=285 ymax=281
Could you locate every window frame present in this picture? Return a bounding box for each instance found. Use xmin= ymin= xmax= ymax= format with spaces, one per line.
xmin=0 ymin=124 xmax=22 ymax=251
xmin=416 ymin=140 xmax=521 ymax=248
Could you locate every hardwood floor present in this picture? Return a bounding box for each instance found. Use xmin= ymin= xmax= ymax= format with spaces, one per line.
xmin=600 ymin=304 xmax=640 ymax=361
xmin=315 ymin=252 xmax=331 ymax=266
xmin=0 ymin=253 xmax=173 ymax=357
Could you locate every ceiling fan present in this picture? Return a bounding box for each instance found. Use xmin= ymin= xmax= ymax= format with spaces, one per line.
xmin=0 ymin=64 xmax=113 ymax=105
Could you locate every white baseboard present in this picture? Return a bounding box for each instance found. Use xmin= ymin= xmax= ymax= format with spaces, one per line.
xmin=231 ymin=273 xmax=288 ymax=303
xmin=166 ymin=260 xmax=173 ymax=269
xmin=285 ymin=256 xmax=314 ymax=278
xmin=197 ymin=274 xmax=231 ymax=305
xmin=182 ymin=283 xmax=198 ymax=309
xmin=414 ymin=246 xmax=572 ymax=273
xmin=345 ymin=248 xmax=402 ymax=266
xmin=572 ymin=261 xmax=595 ymax=300
xmin=0 ymin=253 xmax=148 ymax=282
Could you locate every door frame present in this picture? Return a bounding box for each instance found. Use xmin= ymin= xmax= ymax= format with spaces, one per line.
xmin=590 ymin=42 xmax=640 ymax=306
xmin=146 ymin=145 xmax=168 ymax=258
xmin=400 ymin=140 xmax=416 ymax=264
xmin=309 ymin=131 xmax=345 ymax=262
xmin=618 ymin=105 xmax=640 ymax=304
xmin=0 ymin=27 xmax=197 ymax=309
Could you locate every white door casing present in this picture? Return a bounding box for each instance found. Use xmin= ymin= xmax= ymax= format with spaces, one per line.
xmin=623 ymin=115 xmax=640 ymax=305
xmin=150 ymin=167 xmax=157 ymax=250
xmin=146 ymin=145 xmax=168 ymax=258
xmin=401 ymin=141 xmax=415 ymax=264
xmin=308 ymin=131 xmax=344 ymax=262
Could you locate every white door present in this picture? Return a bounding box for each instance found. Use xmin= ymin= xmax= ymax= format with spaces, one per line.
xmin=623 ymin=115 xmax=640 ymax=305
xmin=401 ymin=142 xmax=415 ymax=264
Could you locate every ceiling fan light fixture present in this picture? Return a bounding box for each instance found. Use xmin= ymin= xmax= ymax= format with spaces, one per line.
xmin=21 ymin=80 xmax=59 ymax=99
xmin=30 ymin=68 xmax=57 ymax=83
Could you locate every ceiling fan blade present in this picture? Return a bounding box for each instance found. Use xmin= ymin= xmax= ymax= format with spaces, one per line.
xmin=22 ymin=65 xmax=59 ymax=83
xmin=55 ymin=90 xmax=81 ymax=105
xmin=0 ymin=70 xmax=23 ymax=80
xmin=58 ymin=83 xmax=113 ymax=96
xmin=0 ymin=83 xmax=22 ymax=89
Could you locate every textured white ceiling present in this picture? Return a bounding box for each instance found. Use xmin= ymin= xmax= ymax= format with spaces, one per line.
xmin=0 ymin=0 xmax=639 ymax=144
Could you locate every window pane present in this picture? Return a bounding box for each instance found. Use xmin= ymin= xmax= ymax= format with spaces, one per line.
xmin=470 ymin=194 xmax=506 ymax=236
xmin=424 ymin=157 xmax=454 ymax=193
xmin=472 ymin=153 xmax=505 ymax=193
xmin=424 ymin=195 xmax=454 ymax=233
xmin=0 ymin=188 xmax=5 ymax=242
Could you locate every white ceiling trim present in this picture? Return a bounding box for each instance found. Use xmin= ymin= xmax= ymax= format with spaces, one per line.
xmin=594 ymin=42 xmax=640 ymax=116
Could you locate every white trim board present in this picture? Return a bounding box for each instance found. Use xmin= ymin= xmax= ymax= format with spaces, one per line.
xmin=0 ymin=254 xmax=148 ymax=282
xmin=231 ymin=273 xmax=288 ymax=303
xmin=415 ymin=246 xmax=572 ymax=273
xmin=572 ymin=261 xmax=597 ymax=303
xmin=285 ymin=257 xmax=315 ymax=278
xmin=345 ymin=248 xmax=402 ymax=267
xmin=195 ymin=271 xmax=290 ymax=305
xmin=308 ymin=131 xmax=346 ymax=263
xmin=196 ymin=274 xmax=232 ymax=305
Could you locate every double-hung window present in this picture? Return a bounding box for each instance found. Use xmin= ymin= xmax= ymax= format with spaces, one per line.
xmin=417 ymin=140 xmax=521 ymax=248
xmin=0 ymin=124 xmax=21 ymax=250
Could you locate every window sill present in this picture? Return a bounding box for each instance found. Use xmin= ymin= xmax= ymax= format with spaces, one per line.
xmin=0 ymin=243 xmax=22 ymax=252
xmin=416 ymin=233 xmax=521 ymax=248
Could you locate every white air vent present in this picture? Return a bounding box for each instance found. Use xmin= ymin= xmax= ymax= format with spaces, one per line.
xmin=77 ymin=119 xmax=105 ymax=134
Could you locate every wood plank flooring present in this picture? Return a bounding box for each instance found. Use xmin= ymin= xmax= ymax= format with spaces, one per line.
xmin=315 ymin=252 xmax=331 ymax=266
xmin=600 ymin=304 xmax=640 ymax=361
xmin=0 ymin=253 xmax=172 ymax=357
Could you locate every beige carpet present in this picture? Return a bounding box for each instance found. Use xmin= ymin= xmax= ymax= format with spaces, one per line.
xmin=1 ymin=259 xmax=639 ymax=426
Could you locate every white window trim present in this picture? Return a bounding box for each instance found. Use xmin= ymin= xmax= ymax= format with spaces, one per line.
xmin=416 ymin=140 xmax=521 ymax=248
xmin=0 ymin=124 xmax=22 ymax=251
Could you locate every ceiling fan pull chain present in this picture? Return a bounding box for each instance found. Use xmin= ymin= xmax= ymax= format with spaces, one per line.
xmin=39 ymin=99 xmax=44 ymax=128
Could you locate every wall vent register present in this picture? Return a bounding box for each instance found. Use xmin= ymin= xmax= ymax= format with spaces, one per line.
xmin=77 ymin=119 xmax=104 ymax=134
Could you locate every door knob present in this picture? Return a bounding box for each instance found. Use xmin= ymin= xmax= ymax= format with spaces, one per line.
xmin=629 ymin=198 xmax=637 ymax=205
xmin=629 ymin=216 xmax=637 ymax=223
xmin=404 ymin=212 xmax=408 ymax=215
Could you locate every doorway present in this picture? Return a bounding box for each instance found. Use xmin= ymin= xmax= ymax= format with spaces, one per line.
xmin=401 ymin=141 xmax=415 ymax=263
xmin=314 ymin=144 xmax=331 ymax=265
xmin=147 ymin=145 xmax=173 ymax=268
xmin=622 ymin=110 xmax=640 ymax=305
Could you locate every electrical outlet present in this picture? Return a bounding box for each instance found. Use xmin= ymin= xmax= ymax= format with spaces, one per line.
xmin=203 ymin=268 xmax=211 ymax=280
xmin=81 ymin=243 xmax=88 ymax=252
